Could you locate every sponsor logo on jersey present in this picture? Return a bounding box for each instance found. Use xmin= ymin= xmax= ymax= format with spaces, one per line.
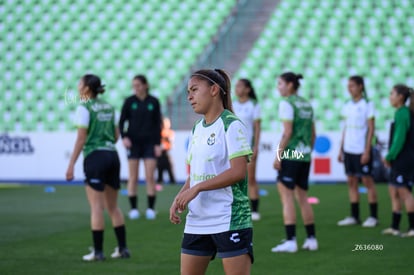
xmin=207 ymin=133 xmax=216 ymax=145
xmin=131 ymin=103 xmax=138 ymax=110
xmin=97 ymin=112 xmax=113 ymax=121
xmin=191 ymin=173 xmax=216 ymax=181
xmin=91 ymin=103 xmax=112 ymax=112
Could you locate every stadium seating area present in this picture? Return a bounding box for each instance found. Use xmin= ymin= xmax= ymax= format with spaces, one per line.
xmin=234 ymin=0 xmax=414 ymax=131
xmin=2 ymin=0 xmax=414 ymax=132
xmin=0 ymin=0 xmax=236 ymax=131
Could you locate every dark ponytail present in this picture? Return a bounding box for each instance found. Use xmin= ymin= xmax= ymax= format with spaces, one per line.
xmin=191 ymin=69 xmax=233 ymax=112
xmin=394 ymin=84 xmax=414 ymax=112
xmin=82 ymin=74 xmax=105 ymax=96
xmin=239 ymin=78 xmax=257 ymax=101
xmin=349 ymin=75 xmax=368 ymax=100
xmin=279 ymin=72 xmax=303 ymax=91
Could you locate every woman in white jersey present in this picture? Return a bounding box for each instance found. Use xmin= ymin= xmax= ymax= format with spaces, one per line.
xmin=170 ymin=69 xmax=253 ymax=275
xmin=66 ymin=74 xmax=129 ymax=261
xmin=234 ymin=78 xmax=261 ymax=221
xmin=337 ymin=75 xmax=378 ymax=227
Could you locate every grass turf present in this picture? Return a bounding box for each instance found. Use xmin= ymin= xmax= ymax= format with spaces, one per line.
xmin=0 ymin=183 xmax=413 ymax=275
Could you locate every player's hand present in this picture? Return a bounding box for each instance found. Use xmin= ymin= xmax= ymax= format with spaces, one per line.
xmin=122 ymin=137 xmax=132 ymax=148
xmin=382 ymin=158 xmax=391 ymax=168
xmin=175 ymin=187 xmax=199 ymax=212
xmin=337 ymin=152 xmax=344 ymax=163
xmin=154 ymin=145 xmax=162 ymax=157
xmin=65 ymin=165 xmax=74 ymax=181
xmin=169 ymin=199 xmax=182 ymax=224
xmin=360 ymin=151 xmax=370 ymax=165
xmin=273 ymin=158 xmax=281 ymax=170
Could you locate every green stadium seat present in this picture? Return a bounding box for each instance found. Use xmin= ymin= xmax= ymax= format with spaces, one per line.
xmin=234 ymin=0 xmax=414 ymax=131
xmin=0 ymin=0 xmax=237 ymax=131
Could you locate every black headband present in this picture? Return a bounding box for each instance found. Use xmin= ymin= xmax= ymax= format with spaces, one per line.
xmin=191 ymin=71 xmax=226 ymax=95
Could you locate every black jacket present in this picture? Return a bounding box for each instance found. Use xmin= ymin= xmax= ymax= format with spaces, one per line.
xmin=119 ymin=94 xmax=161 ymax=145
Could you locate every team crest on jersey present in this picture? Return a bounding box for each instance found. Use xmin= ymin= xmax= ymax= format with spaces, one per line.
xmin=207 ymin=133 xmax=216 ymax=145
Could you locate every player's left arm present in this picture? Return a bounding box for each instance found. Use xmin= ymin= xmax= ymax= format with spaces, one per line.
xmin=311 ymin=122 xmax=316 ymax=151
xmin=362 ymin=103 xmax=375 ymax=164
xmin=66 ymin=128 xmax=87 ymax=181
xmin=273 ymin=120 xmax=293 ymax=170
xmin=154 ymin=98 xmax=162 ymax=156
xmin=252 ymin=119 xmax=261 ymax=160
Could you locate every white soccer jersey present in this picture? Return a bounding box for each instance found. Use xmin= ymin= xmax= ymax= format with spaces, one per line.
xmin=185 ymin=110 xmax=253 ymax=234
xmin=233 ymin=99 xmax=261 ymax=145
xmin=342 ymin=98 xmax=375 ymax=154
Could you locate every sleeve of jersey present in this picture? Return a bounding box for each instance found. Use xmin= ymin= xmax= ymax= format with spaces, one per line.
xmin=278 ymin=100 xmax=294 ymax=121
xmin=253 ymin=103 xmax=261 ymax=121
xmin=75 ymin=105 xmax=89 ymax=128
xmin=386 ymin=109 xmax=410 ymax=161
xmin=226 ymin=121 xmax=253 ymax=161
xmin=367 ymin=101 xmax=375 ymax=119
xmin=186 ymin=131 xmax=193 ymax=165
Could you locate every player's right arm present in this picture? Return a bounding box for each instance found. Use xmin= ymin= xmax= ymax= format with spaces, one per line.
xmin=338 ymin=127 xmax=345 ymax=163
xmin=119 ymin=98 xmax=131 ymax=148
xmin=338 ymin=105 xmax=346 ymax=162
xmin=170 ymin=176 xmax=190 ymax=224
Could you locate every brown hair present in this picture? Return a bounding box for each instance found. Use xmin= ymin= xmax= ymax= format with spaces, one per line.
xmin=394 ymin=84 xmax=414 ymax=112
xmin=82 ymin=74 xmax=105 ymax=96
xmin=191 ymin=69 xmax=233 ymax=112
xmin=279 ymin=72 xmax=303 ymax=91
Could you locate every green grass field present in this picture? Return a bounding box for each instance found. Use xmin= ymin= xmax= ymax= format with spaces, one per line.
xmin=0 ymin=183 xmax=413 ymax=275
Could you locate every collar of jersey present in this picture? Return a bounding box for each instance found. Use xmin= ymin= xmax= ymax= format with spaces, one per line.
xmin=202 ymin=110 xmax=224 ymax=128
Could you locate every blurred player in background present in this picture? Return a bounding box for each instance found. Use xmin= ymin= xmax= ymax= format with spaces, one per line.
xmin=66 ymin=74 xmax=130 ymax=261
xmin=119 ymin=75 xmax=162 ymax=220
xmin=234 ymin=78 xmax=262 ymax=221
xmin=271 ymin=72 xmax=317 ymax=253
xmin=157 ymin=117 xmax=176 ymax=188
xmin=170 ymin=69 xmax=253 ymax=275
xmin=382 ymin=84 xmax=414 ymax=237
xmin=337 ymin=76 xmax=378 ymax=227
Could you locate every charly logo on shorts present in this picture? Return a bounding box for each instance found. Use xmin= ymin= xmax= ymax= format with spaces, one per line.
xmin=207 ymin=133 xmax=216 ymax=146
xmin=362 ymin=165 xmax=369 ymax=173
xmin=397 ymin=175 xmax=404 ymax=183
xmin=230 ymin=233 xmax=240 ymax=243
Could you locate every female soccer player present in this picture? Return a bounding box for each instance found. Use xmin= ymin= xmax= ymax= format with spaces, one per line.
xmin=382 ymin=84 xmax=414 ymax=237
xmin=157 ymin=117 xmax=176 ymax=185
xmin=170 ymin=69 xmax=253 ymax=275
xmin=119 ymin=75 xmax=162 ymax=220
xmin=271 ymin=72 xmax=317 ymax=253
xmin=337 ymin=76 xmax=378 ymax=227
xmin=66 ymin=74 xmax=129 ymax=261
xmin=233 ymin=79 xmax=262 ymax=221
